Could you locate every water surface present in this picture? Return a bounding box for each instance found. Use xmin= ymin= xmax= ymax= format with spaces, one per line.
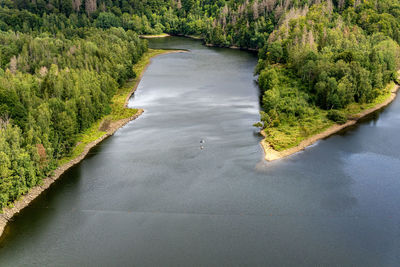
xmin=0 ymin=37 xmax=399 ymax=266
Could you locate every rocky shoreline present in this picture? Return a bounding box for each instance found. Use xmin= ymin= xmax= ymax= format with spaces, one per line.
xmin=0 ymin=109 xmax=143 ymax=238
xmin=0 ymin=49 xmax=185 ymax=238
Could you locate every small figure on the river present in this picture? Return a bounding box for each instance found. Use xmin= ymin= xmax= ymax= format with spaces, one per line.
xmin=200 ymin=139 xmax=205 ymax=150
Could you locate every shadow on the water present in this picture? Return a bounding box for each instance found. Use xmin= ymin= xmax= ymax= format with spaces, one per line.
xmin=4 ymin=35 xmax=400 ymax=267
xmin=333 ymin=100 xmax=392 ymax=138
xmin=0 ymin=136 xmax=112 ymax=246
xmin=254 ymin=80 xmax=264 ymax=108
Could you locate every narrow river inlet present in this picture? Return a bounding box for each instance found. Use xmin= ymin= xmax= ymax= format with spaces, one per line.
xmin=0 ymin=37 xmax=399 ymax=266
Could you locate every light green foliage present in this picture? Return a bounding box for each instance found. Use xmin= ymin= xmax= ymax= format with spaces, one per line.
xmin=256 ymin=1 xmax=400 ymax=150
xmin=2 ymin=0 xmax=400 ymax=207
xmin=0 ymin=26 xmax=147 ymax=208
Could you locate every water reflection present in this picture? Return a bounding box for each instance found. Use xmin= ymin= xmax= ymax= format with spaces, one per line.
xmin=0 ymin=37 xmax=399 ymax=266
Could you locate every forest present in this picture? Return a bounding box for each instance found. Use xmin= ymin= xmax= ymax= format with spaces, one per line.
xmin=0 ymin=7 xmax=147 ymax=207
xmin=1 ymin=0 xmax=400 ymax=207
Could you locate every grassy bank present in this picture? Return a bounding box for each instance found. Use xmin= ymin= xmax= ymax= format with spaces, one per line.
xmin=0 ymin=48 xmax=184 ymax=237
xmin=263 ymin=82 xmax=396 ymax=152
xmin=58 ymin=49 xmax=168 ymax=165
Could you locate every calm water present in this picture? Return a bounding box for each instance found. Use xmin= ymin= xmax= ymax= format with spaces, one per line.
xmin=0 ymin=37 xmax=399 ymax=266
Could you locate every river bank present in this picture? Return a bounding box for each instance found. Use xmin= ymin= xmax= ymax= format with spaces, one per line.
xmin=173 ymin=33 xmax=258 ymax=51
xmin=261 ymin=84 xmax=400 ymax=161
xmin=141 ymin=33 xmax=258 ymax=52
xmin=0 ymin=49 xmax=186 ymax=238
xmin=140 ymin=34 xmax=171 ymax=39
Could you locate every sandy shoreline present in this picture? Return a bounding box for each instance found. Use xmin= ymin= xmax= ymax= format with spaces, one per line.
xmin=261 ymin=84 xmax=400 ymax=161
xmin=0 ymin=49 xmax=186 ymax=238
xmin=140 ymin=34 xmax=171 ymax=39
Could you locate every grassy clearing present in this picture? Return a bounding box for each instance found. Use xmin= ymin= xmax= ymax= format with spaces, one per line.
xmin=264 ymin=82 xmax=396 ymax=151
xmin=58 ymin=49 xmax=167 ymax=165
xmin=58 ymin=121 xmax=106 ymax=165
xmin=264 ymin=111 xmax=333 ymax=151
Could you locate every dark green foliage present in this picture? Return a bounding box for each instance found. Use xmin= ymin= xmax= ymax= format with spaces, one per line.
xmin=327 ymin=110 xmax=347 ymax=124
xmin=2 ymin=0 xmax=400 ymax=209
xmin=255 ymin=2 xmax=400 ymax=127
xmin=96 ymin=12 xmax=121 ymax=29
xmin=0 ymin=25 xmax=147 ymax=208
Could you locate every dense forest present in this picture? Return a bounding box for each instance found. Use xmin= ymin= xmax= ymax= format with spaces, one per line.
xmin=0 ymin=2 xmax=148 ymax=207
xmin=1 ymin=0 xmax=400 ymax=207
xmin=255 ymin=1 xmax=400 ymax=149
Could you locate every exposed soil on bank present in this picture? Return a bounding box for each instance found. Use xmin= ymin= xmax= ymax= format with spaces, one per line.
xmin=0 ymin=50 xmax=186 ymax=238
xmin=261 ymin=84 xmax=400 ymax=161
xmin=140 ymin=34 xmax=171 ymax=39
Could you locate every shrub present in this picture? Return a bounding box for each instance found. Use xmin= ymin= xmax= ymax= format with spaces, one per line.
xmin=327 ymin=110 xmax=347 ymax=124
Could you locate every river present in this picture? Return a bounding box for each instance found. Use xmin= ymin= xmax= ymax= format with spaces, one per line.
xmin=0 ymin=37 xmax=399 ymax=266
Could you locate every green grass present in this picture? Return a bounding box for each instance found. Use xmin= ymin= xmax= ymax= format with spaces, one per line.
xmin=264 ymin=82 xmax=396 ymax=151
xmin=58 ymin=121 xmax=106 ymax=165
xmin=58 ymin=49 xmax=168 ymax=165
xmin=108 ymin=49 xmax=169 ymax=120
xmin=343 ymin=82 xmax=394 ymax=116
xmin=264 ymin=110 xmax=333 ymax=151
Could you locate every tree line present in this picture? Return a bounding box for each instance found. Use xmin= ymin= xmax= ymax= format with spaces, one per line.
xmin=256 ymin=2 xmax=400 ymax=128
xmin=0 ymin=25 xmax=147 ymax=207
xmin=2 ymin=0 xmax=400 ymax=207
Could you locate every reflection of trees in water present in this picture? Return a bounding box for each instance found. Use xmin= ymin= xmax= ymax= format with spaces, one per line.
xmin=255 ymin=139 xmax=358 ymax=214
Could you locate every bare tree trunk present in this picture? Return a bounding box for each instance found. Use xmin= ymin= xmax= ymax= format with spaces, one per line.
xmin=85 ymin=0 xmax=96 ymax=16
xmin=72 ymin=0 xmax=82 ymax=12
